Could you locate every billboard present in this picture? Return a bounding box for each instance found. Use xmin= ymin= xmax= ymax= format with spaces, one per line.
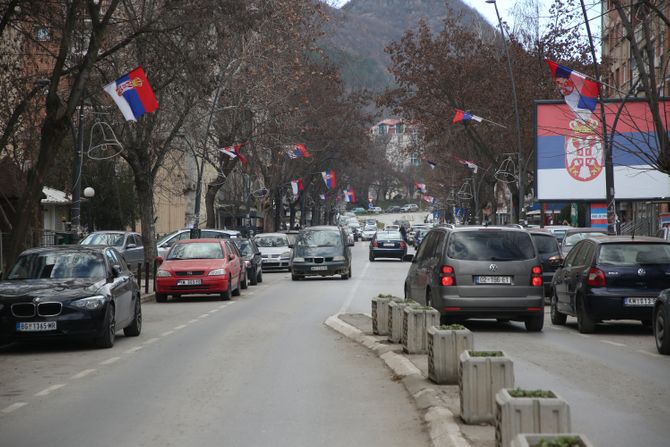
xmin=535 ymin=99 xmax=670 ymax=201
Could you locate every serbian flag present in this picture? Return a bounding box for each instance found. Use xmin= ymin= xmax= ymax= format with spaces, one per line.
xmin=319 ymin=194 xmax=326 ymax=200
xmin=453 ymin=109 xmax=483 ymax=124
xmin=546 ymin=59 xmax=600 ymax=121
xmin=455 ymin=157 xmax=479 ymax=174
xmin=288 ymin=144 xmax=312 ymax=159
xmin=415 ymin=182 xmax=427 ymax=193
xmin=422 ymin=194 xmax=435 ymax=204
xmin=219 ymin=144 xmax=248 ymax=165
xmin=103 ymin=67 xmax=158 ymax=121
xmin=290 ymin=179 xmax=304 ymax=196
xmin=321 ymin=169 xmax=336 ymax=189
xmin=425 ymin=159 xmax=437 ymax=169
xmin=344 ymin=187 xmax=356 ymax=203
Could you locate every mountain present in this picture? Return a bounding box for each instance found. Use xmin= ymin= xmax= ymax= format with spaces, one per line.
xmin=319 ymin=0 xmax=492 ymax=91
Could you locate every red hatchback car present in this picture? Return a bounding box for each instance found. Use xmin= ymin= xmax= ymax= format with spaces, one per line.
xmin=155 ymin=238 xmax=245 ymax=302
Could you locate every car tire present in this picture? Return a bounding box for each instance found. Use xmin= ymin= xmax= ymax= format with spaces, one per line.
xmin=369 ymin=254 xmax=375 ymax=262
xmin=221 ymin=278 xmax=232 ymax=301
xmin=525 ymin=315 xmax=544 ymax=332
xmin=96 ymin=304 xmax=116 ymax=349
xmin=249 ymin=267 xmax=258 ymax=286
xmin=123 ymin=297 xmax=142 ymax=337
xmin=155 ymin=293 xmax=167 ymax=303
xmin=577 ymin=298 xmax=596 ymax=333
xmin=232 ymin=273 xmax=241 ymax=296
xmin=240 ymin=271 xmax=248 ymax=289
xmin=550 ymin=294 xmax=567 ymax=325
xmin=654 ymin=304 xmax=670 ymax=354
xmin=341 ymin=270 xmax=349 ymax=280
xmin=291 ymin=273 xmax=301 ymax=281
xmin=257 ymin=269 xmax=263 ymax=283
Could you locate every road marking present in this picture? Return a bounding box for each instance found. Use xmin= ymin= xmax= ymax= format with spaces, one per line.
xmin=161 ymin=330 xmax=174 ymax=337
xmin=210 ymin=309 xmax=219 ymax=313
xmin=637 ymin=349 xmax=663 ymax=358
xmin=144 ymin=337 xmax=160 ymax=345
xmin=198 ymin=314 xmax=209 ymax=319
xmin=578 ymin=334 xmax=591 ymax=338
xmin=548 ymin=326 xmax=565 ymax=331
xmin=338 ymin=260 xmax=371 ymax=315
xmin=71 ymin=369 xmax=96 ymax=379
xmin=35 ymin=384 xmax=65 ymax=396
xmin=188 ymin=319 xmax=198 ymax=324
xmin=174 ymin=324 xmax=186 ymax=330
xmin=100 ymin=357 xmax=121 ymax=365
xmin=601 ymin=340 xmax=626 ymax=347
xmin=246 ymin=292 xmax=255 ymax=296
xmin=124 ymin=346 xmax=143 ymax=354
xmin=2 ymin=402 xmax=27 ymax=414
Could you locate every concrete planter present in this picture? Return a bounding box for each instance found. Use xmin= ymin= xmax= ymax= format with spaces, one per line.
xmin=371 ymin=295 xmax=401 ymax=335
xmin=402 ymin=306 xmax=439 ymax=354
xmin=511 ymin=433 xmax=594 ymax=447
xmin=388 ymin=300 xmax=412 ymax=343
xmin=495 ymin=389 xmax=571 ymax=447
xmin=459 ymin=350 xmax=514 ymax=425
xmin=427 ymin=326 xmax=473 ymax=385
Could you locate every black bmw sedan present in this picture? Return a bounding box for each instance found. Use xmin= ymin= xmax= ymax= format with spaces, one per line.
xmin=0 ymin=245 xmax=141 ymax=348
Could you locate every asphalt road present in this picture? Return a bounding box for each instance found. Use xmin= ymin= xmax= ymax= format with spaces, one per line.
xmin=0 ymin=243 xmax=428 ymax=447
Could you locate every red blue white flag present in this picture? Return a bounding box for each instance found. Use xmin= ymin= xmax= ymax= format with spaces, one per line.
xmin=415 ymin=182 xmax=427 ymax=193
xmin=321 ymin=169 xmax=336 ymax=189
xmin=219 ymin=143 xmax=247 ymax=165
xmin=288 ymin=144 xmax=312 ymax=159
xmin=453 ymin=109 xmax=483 ymax=124
xmin=319 ymin=194 xmax=326 ymax=200
xmin=425 ymin=159 xmax=437 ymax=169
xmin=344 ymin=187 xmax=356 ymax=203
xmin=103 ymin=67 xmax=158 ymax=121
xmin=290 ymin=179 xmax=304 ymax=196
xmin=422 ymin=194 xmax=435 ymax=204
xmin=546 ymin=59 xmax=600 ymax=121
xmin=455 ymin=157 xmax=479 ymax=174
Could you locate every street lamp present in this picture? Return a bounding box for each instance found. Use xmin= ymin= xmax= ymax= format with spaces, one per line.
xmin=486 ymin=0 xmax=525 ymax=224
xmin=83 ymin=186 xmax=95 ymax=232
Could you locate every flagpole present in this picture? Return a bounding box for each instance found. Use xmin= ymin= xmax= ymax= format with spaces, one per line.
xmin=480 ymin=117 xmax=507 ymax=129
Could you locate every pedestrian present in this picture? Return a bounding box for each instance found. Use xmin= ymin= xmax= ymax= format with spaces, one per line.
xmin=399 ymin=224 xmax=407 ymax=242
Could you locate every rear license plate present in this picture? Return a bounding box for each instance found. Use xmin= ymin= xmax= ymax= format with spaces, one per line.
xmin=383 ymin=243 xmax=396 ymax=247
xmin=16 ymin=321 xmax=57 ymax=332
xmin=475 ymin=276 xmax=512 ymax=285
xmin=311 ymin=266 xmax=328 ymax=271
xmin=177 ymin=279 xmax=202 ymax=286
xmin=624 ymin=297 xmax=656 ymax=306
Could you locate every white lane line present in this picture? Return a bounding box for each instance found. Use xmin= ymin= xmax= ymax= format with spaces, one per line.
xmin=100 ymin=357 xmax=121 ymax=365
xmin=2 ymin=402 xmax=27 ymax=414
xmin=601 ymin=339 xmax=627 ymax=347
xmin=188 ymin=319 xmax=198 ymax=324
xmin=161 ymin=330 xmax=174 ymax=337
xmin=246 ymin=292 xmax=255 ymax=296
xmin=218 ymin=305 xmax=226 ymax=309
xmin=71 ymin=369 xmax=96 ymax=379
xmin=209 ymin=309 xmax=219 ymax=314
xmin=637 ymin=349 xmax=663 ymax=358
xmin=35 ymin=384 xmax=65 ymax=397
xmin=144 ymin=337 xmax=160 ymax=345
xmin=338 ymin=260 xmax=372 ymax=315
xmin=548 ymin=326 xmax=565 ymax=331
xmin=198 ymin=314 xmax=209 ymax=319
xmin=578 ymin=334 xmax=591 ymax=338
xmin=174 ymin=324 xmax=186 ymax=330
xmin=124 ymin=346 xmax=143 ymax=354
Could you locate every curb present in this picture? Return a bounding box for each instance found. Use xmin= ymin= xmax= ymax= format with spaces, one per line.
xmin=324 ymin=314 xmax=472 ymax=447
xmin=140 ymin=293 xmax=155 ymax=303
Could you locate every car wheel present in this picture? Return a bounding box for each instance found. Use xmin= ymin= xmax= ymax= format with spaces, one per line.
xmin=240 ymin=271 xmax=248 ymax=289
xmin=123 ymin=297 xmax=142 ymax=337
xmin=341 ymin=270 xmax=349 ymax=280
xmin=249 ymin=267 xmax=258 ymax=286
xmin=654 ymin=304 xmax=670 ymax=354
xmin=155 ymin=293 xmax=167 ymax=303
xmin=221 ymin=278 xmax=232 ymax=301
xmin=550 ymin=293 xmax=567 ymax=325
xmin=641 ymin=319 xmax=652 ymax=328
xmin=525 ymin=315 xmax=544 ymax=332
xmin=96 ymin=304 xmax=116 ymax=349
xmin=232 ymin=273 xmax=241 ymax=296
xmin=291 ymin=273 xmax=301 ymax=281
xmin=577 ymin=298 xmax=596 ymax=333
xmin=369 ymin=254 xmax=375 ymax=262
xmin=257 ymin=269 xmax=263 ymax=283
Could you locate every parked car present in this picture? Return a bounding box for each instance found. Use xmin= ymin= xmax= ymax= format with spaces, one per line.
xmin=551 ymin=236 xmax=670 ymax=333
xmin=0 ymin=245 xmax=141 ymax=348
xmin=342 ymin=226 xmax=355 ymax=246
xmin=654 ymin=289 xmax=670 ymax=354
xmin=528 ymin=229 xmax=562 ymax=301
xmin=371 ymin=206 xmax=383 ymax=214
xmin=254 ymin=232 xmax=292 ymax=271
xmin=369 ymin=231 xmax=407 ymax=261
xmin=560 ymin=227 xmax=608 ymax=257
xmin=404 ymin=226 xmax=545 ymax=331
xmin=385 ymin=206 xmax=402 ymax=213
xmin=156 ymin=228 xmax=240 ymax=258
xmin=401 ymin=203 xmax=419 ymax=212
xmin=233 ymin=238 xmax=263 ymax=285
xmin=545 ymin=225 xmax=572 ymax=244
xmin=361 ymin=225 xmax=377 ymax=241
xmin=351 ymin=207 xmax=366 ymax=214
xmin=80 ymin=230 xmax=144 ymax=271
xmin=155 ymin=238 xmax=244 ymax=302
xmin=290 ymin=226 xmax=353 ymax=280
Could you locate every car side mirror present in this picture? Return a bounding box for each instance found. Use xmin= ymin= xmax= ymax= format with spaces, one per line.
xmin=229 ymin=254 xmax=235 ymax=261
xmin=548 ymin=256 xmax=562 ymax=267
xmin=126 ymin=243 xmax=137 ymax=249
xmin=111 ymin=265 xmax=122 ymax=278
xmin=155 ymin=256 xmax=164 ymax=265
xmin=403 ymin=254 xmax=414 ymax=262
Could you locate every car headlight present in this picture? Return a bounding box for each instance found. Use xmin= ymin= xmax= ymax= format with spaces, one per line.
xmin=245 ymin=260 xmax=251 ymax=268
xmin=208 ymin=268 xmax=226 ymax=276
xmin=157 ymin=270 xmax=171 ymax=277
xmin=280 ymin=251 xmax=291 ymax=259
xmin=71 ymin=295 xmax=106 ymax=311
xmin=293 ymin=257 xmax=305 ymax=263
xmin=333 ymin=256 xmax=346 ymax=261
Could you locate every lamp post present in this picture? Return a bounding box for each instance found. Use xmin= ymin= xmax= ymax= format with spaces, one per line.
xmin=486 ymin=0 xmax=525 ymax=224
xmin=83 ymin=186 xmax=95 ymax=232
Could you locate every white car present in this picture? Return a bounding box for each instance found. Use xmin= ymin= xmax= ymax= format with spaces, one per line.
xmin=361 ymin=226 xmax=377 ymax=241
xmin=385 ymin=224 xmax=400 ymax=231
xmin=371 ymin=206 xmax=383 ymax=214
xmin=253 ymin=232 xmax=292 ymax=271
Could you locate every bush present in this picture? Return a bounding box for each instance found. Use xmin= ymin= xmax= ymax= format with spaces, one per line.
xmin=508 ymin=388 xmax=556 ymax=398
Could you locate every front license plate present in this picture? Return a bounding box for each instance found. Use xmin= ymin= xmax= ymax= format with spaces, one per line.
xmin=177 ymin=279 xmax=202 ymax=286
xmin=311 ymin=266 xmax=328 ymax=271
xmin=383 ymin=243 xmax=396 ymax=247
xmin=476 ymin=276 xmax=512 ymax=285
xmin=624 ymin=297 xmax=656 ymax=306
xmin=16 ymin=321 xmax=57 ymax=332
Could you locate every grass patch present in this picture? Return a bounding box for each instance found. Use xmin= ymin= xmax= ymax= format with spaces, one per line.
xmin=508 ymin=388 xmax=556 ymax=398
xmin=438 ymin=324 xmax=467 ymax=330
xmin=468 ymin=350 xmax=504 ymax=357
xmin=530 ymin=436 xmax=583 ymax=447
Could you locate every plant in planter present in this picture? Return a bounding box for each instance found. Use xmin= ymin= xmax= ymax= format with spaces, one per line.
xmin=459 ymin=350 xmax=514 ymax=425
xmin=495 ymin=388 xmax=571 ymax=447
xmin=371 ymin=294 xmax=402 ymax=335
xmin=511 ymin=433 xmax=594 ymax=447
xmin=427 ymin=324 xmax=473 ymax=385
xmin=388 ymin=299 xmax=418 ymax=343
xmin=402 ymin=304 xmax=440 ymax=354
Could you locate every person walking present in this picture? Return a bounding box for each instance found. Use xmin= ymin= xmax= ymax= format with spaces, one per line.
xmin=399 ymin=224 xmax=407 ymax=242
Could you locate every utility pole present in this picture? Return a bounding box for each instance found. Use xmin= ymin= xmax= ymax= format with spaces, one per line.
xmin=70 ymin=102 xmax=84 ymax=240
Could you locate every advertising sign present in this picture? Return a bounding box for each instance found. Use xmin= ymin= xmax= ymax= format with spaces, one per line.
xmin=536 ymin=100 xmax=670 ymax=201
xmin=590 ymin=202 xmax=608 ymax=229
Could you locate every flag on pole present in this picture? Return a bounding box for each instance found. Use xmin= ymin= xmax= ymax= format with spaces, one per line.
xmin=344 ymin=187 xmax=356 ymax=203
xmin=545 ymin=59 xmax=600 ymax=121
xmin=422 ymin=194 xmax=435 ymax=204
xmin=452 ymin=109 xmax=483 ymax=124
xmin=321 ymin=169 xmax=336 ymax=189
xmin=288 ymin=144 xmax=312 ymax=159
xmin=455 ymin=157 xmax=479 ymax=174
xmin=103 ymin=67 xmax=159 ymax=121
xmin=290 ymin=179 xmax=304 ymax=196
xmin=319 ymin=194 xmax=326 ymax=200
xmin=425 ymin=159 xmax=437 ymax=169
xmin=415 ymin=182 xmax=427 ymax=193
xmin=219 ymin=144 xmax=248 ymax=165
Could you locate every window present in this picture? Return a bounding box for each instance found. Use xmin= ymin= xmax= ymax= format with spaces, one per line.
xmin=415 ymin=232 xmax=437 ymax=261
xmin=598 ymin=243 xmax=670 ymax=265
xmin=532 ymin=234 xmax=559 ymax=255
xmin=446 ymin=231 xmax=535 ymax=261
xmin=168 ymin=242 xmax=224 ymax=260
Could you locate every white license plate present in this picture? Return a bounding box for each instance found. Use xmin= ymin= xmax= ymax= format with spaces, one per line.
xmin=624 ymin=297 xmax=656 ymax=306
xmin=476 ymin=276 xmax=512 ymax=285
xmin=311 ymin=266 xmax=328 ymax=271
xmin=383 ymin=243 xmax=396 ymax=247
xmin=177 ymin=279 xmax=202 ymax=286
xmin=16 ymin=321 xmax=57 ymax=332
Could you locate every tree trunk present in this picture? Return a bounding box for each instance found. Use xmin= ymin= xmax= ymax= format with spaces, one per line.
xmin=205 ymin=172 xmax=226 ymax=228
xmin=134 ymin=173 xmax=156 ymax=264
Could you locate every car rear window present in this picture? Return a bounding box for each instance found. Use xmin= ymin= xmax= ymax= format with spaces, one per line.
xmin=564 ymin=231 xmax=607 ymax=246
xmin=598 ymin=243 xmax=670 ymax=265
xmin=255 ymin=235 xmax=289 ymax=247
xmin=532 ymin=234 xmax=559 ymax=255
xmin=377 ymin=232 xmax=402 ymax=241
xmin=446 ymin=231 xmax=535 ymax=261
xmin=168 ymin=242 xmax=223 ymax=260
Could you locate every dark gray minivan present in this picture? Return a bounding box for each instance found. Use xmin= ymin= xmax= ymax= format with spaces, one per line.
xmin=404 ymin=226 xmax=545 ymax=331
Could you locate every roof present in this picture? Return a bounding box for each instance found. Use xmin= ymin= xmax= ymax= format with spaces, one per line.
xmin=375 ymin=118 xmax=402 ymax=126
xmin=584 ymin=236 xmax=668 ymax=244
xmin=41 ymin=187 xmax=71 ymax=205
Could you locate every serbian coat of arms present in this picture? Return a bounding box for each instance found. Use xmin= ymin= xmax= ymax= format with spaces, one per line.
xmin=565 ymin=118 xmax=603 ymax=182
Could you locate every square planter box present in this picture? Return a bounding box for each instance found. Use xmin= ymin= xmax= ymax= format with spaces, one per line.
xmin=427 ymin=326 xmax=473 ymax=385
xmin=371 ymin=295 xmax=401 ymax=335
xmin=388 ymin=301 xmax=412 ymax=343
xmin=495 ymin=388 xmax=571 ymax=447
xmin=402 ymin=306 xmax=440 ymax=354
xmin=459 ymin=350 xmax=514 ymax=425
xmin=511 ymin=433 xmax=594 ymax=447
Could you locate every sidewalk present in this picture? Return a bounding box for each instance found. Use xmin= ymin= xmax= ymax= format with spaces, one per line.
xmin=326 ymin=313 xmax=494 ymax=447
xmin=138 ymin=278 xmax=155 ymax=303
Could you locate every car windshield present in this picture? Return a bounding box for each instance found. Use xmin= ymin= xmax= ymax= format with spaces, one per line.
xmin=168 ymin=242 xmax=223 ymax=260
xmin=550 ymin=229 xmax=567 ymax=242
xmin=81 ymin=233 xmax=124 ymax=247
xmin=598 ymin=243 xmax=670 ymax=265
xmin=235 ymin=240 xmax=253 ymax=256
xmin=447 ymin=231 xmax=535 ymax=261
xmin=532 ymin=234 xmax=559 ymax=255
xmin=8 ymin=251 xmax=107 ymax=279
xmin=255 ymin=235 xmax=288 ymax=247
xmin=377 ymin=232 xmax=402 ymax=241
xmin=564 ymin=231 xmax=607 ymax=246
xmin=295 ymin=229 xmax=343 ymax=256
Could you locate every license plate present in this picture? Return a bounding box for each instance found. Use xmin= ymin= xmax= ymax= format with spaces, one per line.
xmin=383 ymin=243 xmax=396 ymax=247
xmin=16 ymin=321 xmax=57 ymax=332
xmin=177 ymin=279 xmax=202 ymax=286
xmin=624 ymin=297 xmax=656 ymax=306
xmin=311 ymin=266 xmax=328 ymax=271
xmin=476 ymin=276 xmax=512 ymax=285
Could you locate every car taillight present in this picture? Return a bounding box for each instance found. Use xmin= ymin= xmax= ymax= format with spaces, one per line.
xmin=531 ymin=265 xmax=542 ymax=287
xmin=400 ymin=241 xmax=406 ymax=249
xmin=372 ymin=240 xmax=378 ymax=247
xmin=587 ymin=267 xmax=606 ymax=287
xmin=441 ymin=265 xmax=455 ymax=286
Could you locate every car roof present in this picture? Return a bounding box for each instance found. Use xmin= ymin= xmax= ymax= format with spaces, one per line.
xmin=20 ymin=245 xmax=109 ymax=255
xmin=564 ymin=227 xmax=608 ymax=235
xmin=175 ymin=238 xmax=225 ymax=244
xmin=255 ymin=232 xmax=289 ymax=237
xmin=583 ymin=235 xmax=669 ymax=244
xmin=87 ymin=230 xmax=133 ymax=235
xmin=301 ymin=225 xmax=341 ymax=231
xmin=446 ymin=225 xmax=530 ymax=233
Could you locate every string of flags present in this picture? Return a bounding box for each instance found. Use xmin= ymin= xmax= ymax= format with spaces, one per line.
xmin=545 ymin=59 xmax=599 ymax=122
xmin=104 ymin=66 xmax=158 ymax=121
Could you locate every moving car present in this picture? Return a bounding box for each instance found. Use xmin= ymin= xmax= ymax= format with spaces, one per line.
xmin=233 ymin=238 xmax=263 ymax=285
xmin=80 ymin=230 xmax=144 ymax=270
xmin=369 ymin=231 xmax=407 ymax=261
xmin=361 ymin=225 xmax=377 ymax=241
xmin=560 ymin=227 xmax=607 ymax=257
xmin=400 ymin=203 xmax=419 ymax=212
xmin=290 ymin=226 xmax=353 ymax=280
xmin=404 ymin=226 xmax=545 ymax=331
xmin=545 ymin=225 xmax=572 ymax=244
xmin=551 ymin=236 xmax=670 ymax=333
xmin=254 ymin=232 xmax=292 ymax=271
xmin=0 ymin=245 xmax=142 ymax=348
xmin=156 ymin=228 xmax=240 ymax=258
xmin=654 ymin=289 xmax=670 ymax=354
xmin=155 ymin=238 xmax=245 ymax=302
xmin=528 ymin=229 xmax=562 ymax=300
xmin=385 ymin=206 xmax=402 ymax=213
